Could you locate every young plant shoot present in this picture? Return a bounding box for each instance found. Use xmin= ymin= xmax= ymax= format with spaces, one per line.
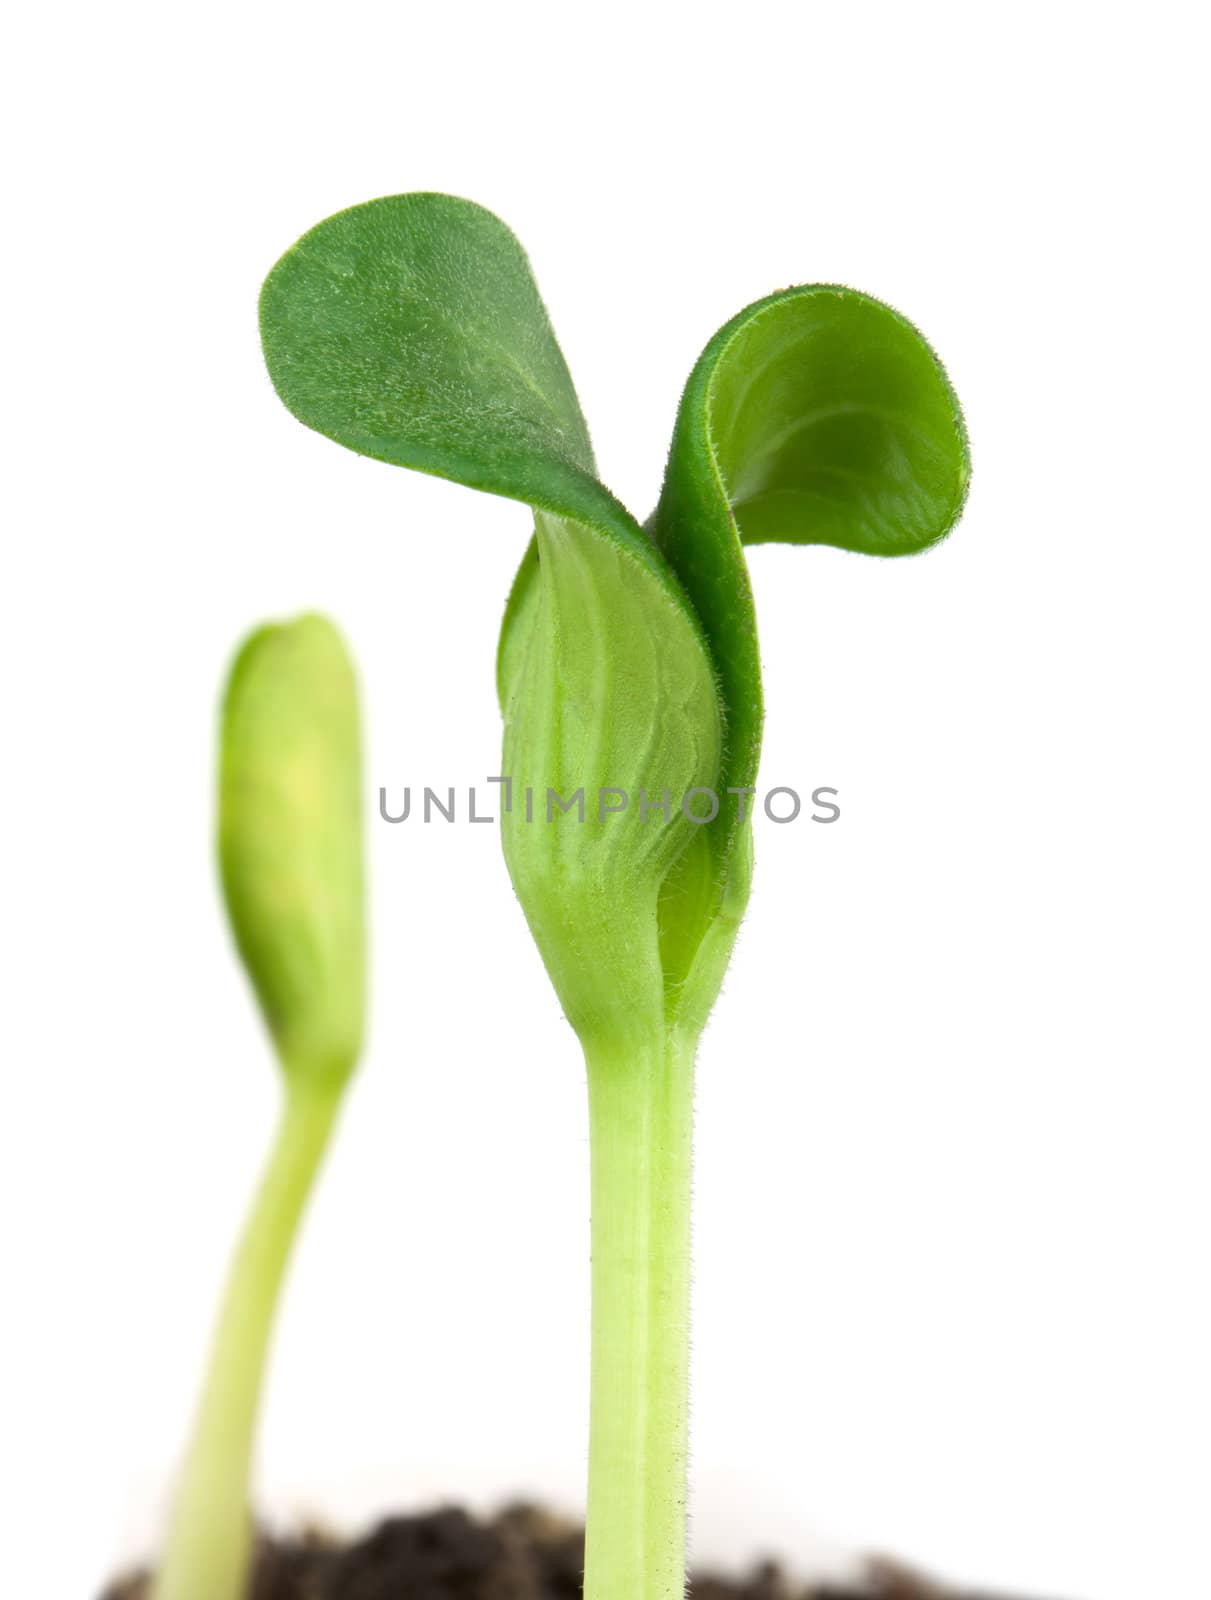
xmin=153 ymin=614 xmax=366 ymax=1600
xmin=260 ymin=195 xmax=969 ymax=1600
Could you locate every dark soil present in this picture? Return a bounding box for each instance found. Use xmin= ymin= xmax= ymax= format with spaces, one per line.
xmin=102 ymin=1503 xmax=1054 ymax=1600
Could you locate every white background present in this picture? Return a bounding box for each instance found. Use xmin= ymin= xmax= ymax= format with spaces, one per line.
xmin=4 ymin=4 xmax=1207 ymax=1597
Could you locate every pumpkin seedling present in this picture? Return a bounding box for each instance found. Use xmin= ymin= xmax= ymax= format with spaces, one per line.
xmin=152 ymin=614 xmax=366 ymax=1600
xmin=260 ymin=195 xmax=968 ymax=1600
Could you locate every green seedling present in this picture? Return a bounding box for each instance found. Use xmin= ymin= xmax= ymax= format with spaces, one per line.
xmin=260 ymin=194 xmax=968 ymax=1600
xmin=153 ymin=615 xmax=365 ymax=1600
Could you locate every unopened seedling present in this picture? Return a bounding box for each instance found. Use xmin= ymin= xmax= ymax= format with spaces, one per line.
xmin=261 ymin=195 xmax=968 ymax=1600
xmin=153 ymin=615 xmax=365 ymax=1600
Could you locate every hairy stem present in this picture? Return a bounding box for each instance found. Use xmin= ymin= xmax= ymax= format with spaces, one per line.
xmin=583 ymin=1027 xmax=698 ymax=1600
xmin=152 ymin=1081 xmax=341 ymax=1600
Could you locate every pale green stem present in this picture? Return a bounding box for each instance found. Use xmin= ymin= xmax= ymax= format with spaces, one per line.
xmin=583 ymin=1027 xmax=698 ymax=1600
xmin=152 ymin=1080 xmax=341 ymax=1600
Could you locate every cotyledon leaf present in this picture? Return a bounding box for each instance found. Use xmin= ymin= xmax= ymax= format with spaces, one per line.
xmin=219 ymin=612 xmax=366 ymax=1087
xmin=641 ymin=284 xmax=970 ymax=1023
xmin=260 ymin=193 xmax=724 ymax=1050
xmin=495 ymin=285 xmax=970 ymax=1025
